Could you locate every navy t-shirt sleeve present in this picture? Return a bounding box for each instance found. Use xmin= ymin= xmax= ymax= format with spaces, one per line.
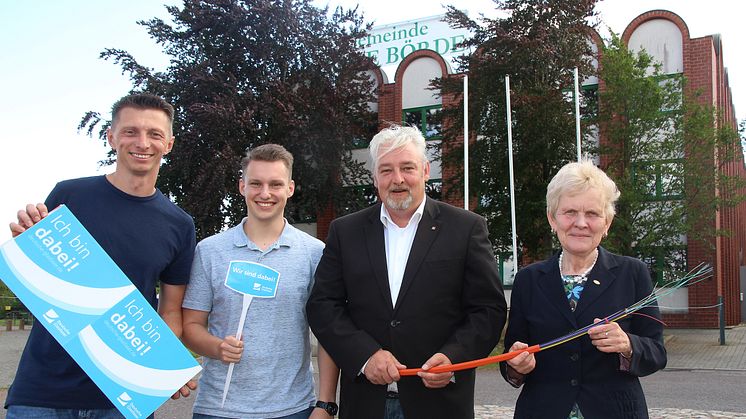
xmin=160 ymin=215 xmax=196 ymax=286
xmin=44 ymin=181 xmax=65 ymax=210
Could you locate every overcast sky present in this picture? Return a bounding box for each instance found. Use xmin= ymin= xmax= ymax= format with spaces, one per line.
xmin=1 ymin=0 xmax=743 ymax=227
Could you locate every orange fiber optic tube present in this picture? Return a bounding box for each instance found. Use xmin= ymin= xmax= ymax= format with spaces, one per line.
xmin=398 ymin=344 xmax=540 ymax=376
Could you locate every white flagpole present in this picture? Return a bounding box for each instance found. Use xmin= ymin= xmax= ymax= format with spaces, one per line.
xmin=464 ymin=75 xmax=469 ymax=210
xmin=505 ymin=76 xmax=518 ymax=273
xmin=574 ymin=67 xmax=582 ymax=161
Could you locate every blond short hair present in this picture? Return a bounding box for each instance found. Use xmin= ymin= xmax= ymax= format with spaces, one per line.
xmin=241 ymin=144 xmax=294 ymax=180
xmin=546 ymin=159 xmax=620 ymax=219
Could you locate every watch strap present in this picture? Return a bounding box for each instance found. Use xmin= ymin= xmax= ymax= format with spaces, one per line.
xmin=315 ymin=400 xmax=338 ymax=415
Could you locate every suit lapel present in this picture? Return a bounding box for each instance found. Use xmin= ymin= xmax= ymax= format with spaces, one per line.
xmin=394 ymin=198 xmax=440 ymax=313
xmin=364 ymin=204 xmax=394 ymax=311
xmin=573 ymin=247 xmax=618 ymax=319
xmin=537 ymin=255 xmax=577 ymax=327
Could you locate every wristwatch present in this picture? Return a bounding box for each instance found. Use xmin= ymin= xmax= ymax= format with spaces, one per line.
xmin=315 ymin=400 xmax=339 ymax=416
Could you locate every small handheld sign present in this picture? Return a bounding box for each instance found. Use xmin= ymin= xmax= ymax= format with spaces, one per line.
xmin=221 ymin=261 xmax=280 ymax=407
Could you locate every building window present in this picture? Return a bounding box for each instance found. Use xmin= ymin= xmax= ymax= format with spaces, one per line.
xmin=351 ymin=110 xmax=380 ymax=149
xmin=656 ymin=74 xmax=683 ymax=113
xmin=403 ymin=105 xmax=442 ymax=139
xmin=632 ymin=160 xmax=684 ymax=200
xmin=636 ymin=246 xmax=688 ymax=286
xmin=562 ymin=84 xmax=598 ymax=120
xmin=425 ymin=179 xmax=442 ymax=201
xmin=580 ymin=84 xmax=598 ymax=120
xmin=498 ymin=252 xmax=516 ymax=289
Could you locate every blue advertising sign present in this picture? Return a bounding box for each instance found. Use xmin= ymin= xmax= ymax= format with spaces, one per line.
xmin=0 ymin=205 xmax=201 ymax=419
xmin=224 ymin=261 xmax=280 ymax=298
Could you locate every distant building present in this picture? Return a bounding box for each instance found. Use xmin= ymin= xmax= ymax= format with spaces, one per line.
xmin=613 ymin=10 xmax=745 ymax=327
xmin=314 ymin=10 xmax=745 ymax=328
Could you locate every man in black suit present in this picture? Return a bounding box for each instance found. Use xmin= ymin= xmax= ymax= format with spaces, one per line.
xmin=306 ymin=125 xmax=507 ymax=419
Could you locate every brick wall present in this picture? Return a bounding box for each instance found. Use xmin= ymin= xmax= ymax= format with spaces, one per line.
xmin=622 ymin=10 xmax=745 ymax=327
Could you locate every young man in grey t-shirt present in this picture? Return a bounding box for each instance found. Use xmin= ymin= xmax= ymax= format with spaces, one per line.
xmin=182 ymin=144 xmax=338 ymax=419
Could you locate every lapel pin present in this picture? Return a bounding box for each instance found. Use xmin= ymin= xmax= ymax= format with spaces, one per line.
xmin=593 ymin=279 xmax=601 ymax=285
xmin=431 ymin=226 xmax=436 ymax=230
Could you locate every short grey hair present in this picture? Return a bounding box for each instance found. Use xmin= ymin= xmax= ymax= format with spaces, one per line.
xmin=368 ymin=124 xmax=427 ymax=173
xmin=546 ymin=159 xmax=620 ymax=219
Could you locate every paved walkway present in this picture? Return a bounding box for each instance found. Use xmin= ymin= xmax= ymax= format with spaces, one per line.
xmin=664 ymin=326 xmax=746 ymax=371
xmin=475 ymin=405 xmax=746 ymax=418
xmin=1 ymin=325 xmax=745 ymax=418
xmin=475 ymin=325 xmax=746 ymax=418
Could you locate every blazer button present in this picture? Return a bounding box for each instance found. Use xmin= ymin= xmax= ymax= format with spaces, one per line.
xmin=390 ymin=320 xmax=401 ymax=328
xmin=570 ymin=353 xmax=579 ymax=361
xmin=570 ymin=379 xmax=579 ymax=386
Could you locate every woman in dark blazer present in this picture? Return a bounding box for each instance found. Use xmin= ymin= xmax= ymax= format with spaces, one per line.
xmin=501 ymin=160 xmax=666 ymax=419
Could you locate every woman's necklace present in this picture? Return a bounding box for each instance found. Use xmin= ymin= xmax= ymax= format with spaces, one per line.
xmin=559 ymin=249 xmax=599 ymax=312
xmin=559 ymin=249 xmax=599 ymax=279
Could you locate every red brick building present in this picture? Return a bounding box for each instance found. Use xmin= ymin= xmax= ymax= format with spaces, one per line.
xmin=314 ymin=10 xmax=745 ymax=328
xmin=614 ymin=10 xmax=746 ymax=327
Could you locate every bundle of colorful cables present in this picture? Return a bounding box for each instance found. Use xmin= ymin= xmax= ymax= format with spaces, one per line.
xmin=399 ymin=263 xmax=712 ymax=376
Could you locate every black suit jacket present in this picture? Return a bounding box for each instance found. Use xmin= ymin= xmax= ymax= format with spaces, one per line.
xmin=500 ymin=247 xmax=667 ymax=419
xmin=307 ymin=198 xmax=507 ymax=419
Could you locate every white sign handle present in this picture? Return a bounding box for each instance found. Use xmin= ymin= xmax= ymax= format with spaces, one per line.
xmin=221 ymin=294 xmax=253 ymax=407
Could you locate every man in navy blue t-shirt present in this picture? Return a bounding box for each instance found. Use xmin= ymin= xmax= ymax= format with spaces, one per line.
xmin=5 ymin=93 xmax=197 ymax=418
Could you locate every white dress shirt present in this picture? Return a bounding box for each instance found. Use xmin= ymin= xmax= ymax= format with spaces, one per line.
xmin=379 ymin=198 xmax=426 ymax=307
xmin=377 ymin=197 xmax=426 ymax=392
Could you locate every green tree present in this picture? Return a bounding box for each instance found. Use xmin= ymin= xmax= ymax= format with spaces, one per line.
xmin=596 ymin=34 xmax=746 ymax=283
xmin=1 ymin=282 xmax=14 ymax=317
xmin=0 ymin=282 xmax=25 ymax=319
xmin=437 ymin=0 xmax=599 ymax=262
xmin=80 ymin=0 xmax=377 ymax=240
